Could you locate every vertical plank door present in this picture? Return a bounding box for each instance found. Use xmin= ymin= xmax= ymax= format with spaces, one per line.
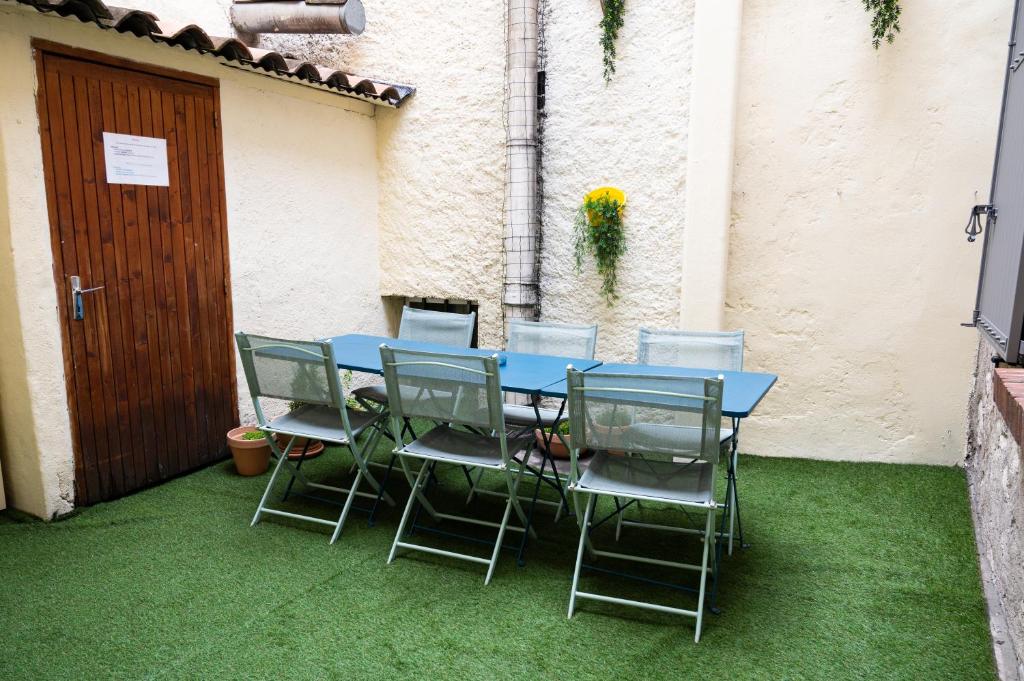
xmin=35 ymin=43 xmax=238 ymax=506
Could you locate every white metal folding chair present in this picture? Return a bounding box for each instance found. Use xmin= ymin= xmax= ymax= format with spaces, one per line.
xmin=501 ymin=319 xmax=598 ymax=428
xmin=565 ymin=367 xmax=724 ymax=642
xmin=468 ymin=320 xmax=598 ymax=520
xmin=380 ymin=345 xmax=535 ymax=584
xmin=236 ymin=332 xmax=395 ymax=543
xmin=353 ymin=306 xmax=476 ymax=409
xmin=637 ymin=328 xmax=746 ymax=554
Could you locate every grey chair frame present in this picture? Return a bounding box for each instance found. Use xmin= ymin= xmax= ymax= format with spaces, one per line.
xmin=506 ymin=318 xmax=598 ymax=361
xmin=636 ymin=327 xmax=746 ymax=555
xmin=236 ymin=332 xmax=395 ymax=544
xmin=380 ymin=345 xmax=536 ymax=584
xmin=564 ymin=367 xmax=724 ymax=643
xmin=398 ymin=306 xmax=477 ymax=346
xmin=353 ymin=305 xmax=477 ymax=417
xmin=468 ymin=320 xmax=599 ymax=519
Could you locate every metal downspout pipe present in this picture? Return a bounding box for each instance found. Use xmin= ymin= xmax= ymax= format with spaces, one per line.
xmin=503 ymin=0 xmax=541 ymax=326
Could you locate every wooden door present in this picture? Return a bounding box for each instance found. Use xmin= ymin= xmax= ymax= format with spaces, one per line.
xmin=35 ymin=42 xmax=238 ymax=506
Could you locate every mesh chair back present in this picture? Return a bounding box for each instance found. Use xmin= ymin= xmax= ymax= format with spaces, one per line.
xmin=507 ymin=319 xmax=598 ymax=359
xmin=567 ymin=369 xmax=724 ymax=464
xmin=399 ymin=306 xmax=476 ymax=347
xmin=236 ymin=333 xmax=341 ymax=407
xmin=637 ymin=328 xmax=744 ymax=372
xmin=380 ymin=346 xmax=503 ymax=431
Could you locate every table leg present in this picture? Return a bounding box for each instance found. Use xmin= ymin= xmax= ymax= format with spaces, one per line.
xmin=727 ymin=417 xmax=749 ymax=554
xmin=513 ymin=397 xmax=570 ymax=567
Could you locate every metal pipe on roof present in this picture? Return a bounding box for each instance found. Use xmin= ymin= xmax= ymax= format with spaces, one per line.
xmin=230 ymin=0 xmax=366 ymax=36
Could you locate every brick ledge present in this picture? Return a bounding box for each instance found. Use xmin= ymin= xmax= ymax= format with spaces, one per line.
xmin=994 ymin=368 xmax=1024 ymax=446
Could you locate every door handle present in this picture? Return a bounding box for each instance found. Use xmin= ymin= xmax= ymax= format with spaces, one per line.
xmin=70 ymin=275 xmax=104 ymax=321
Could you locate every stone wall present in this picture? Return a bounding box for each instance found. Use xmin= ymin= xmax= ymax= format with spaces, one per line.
xmin=966 ymin=339 xmax=1024 ymax=679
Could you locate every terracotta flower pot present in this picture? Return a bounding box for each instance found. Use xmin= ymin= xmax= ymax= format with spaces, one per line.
xmin=227 ymin=426 xmax=271 ymax=476
xmin=277 ymin=435 xmax=326 ymax=461
xmin=535 ymin=429 xmax=574 ymax=460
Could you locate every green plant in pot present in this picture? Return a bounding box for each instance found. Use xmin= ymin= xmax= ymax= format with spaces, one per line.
xmin=573 ymin=187 xmax=626 ymax=304
xmin=535 ymin=419 xmax=577 ymax=460
xmin=226 ymin=426 xmax=272 ymax=476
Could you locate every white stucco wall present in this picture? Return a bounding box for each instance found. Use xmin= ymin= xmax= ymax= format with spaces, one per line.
xmin=727 ymin=0 xmax=1011 ymax=464
xmin=258 ymin=1 xmax=508 ymax=348
xmin=538 ymin=0 xmax=696 ymax=362
xmin=0 ymin=4 xmax=385 ymax=515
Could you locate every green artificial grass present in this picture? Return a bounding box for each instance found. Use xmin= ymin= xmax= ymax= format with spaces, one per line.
xmin=0 ymin=437 xmax=995 ymax=680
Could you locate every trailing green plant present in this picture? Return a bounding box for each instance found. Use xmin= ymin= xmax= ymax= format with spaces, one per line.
xmin=573 ymin=193 xmax=626 ymax=304
xmin=599 ymin=0 xmax=625 ymax=82
xmin=863 ymin=0 xmax=900 ymax=48
xmin=241 ymin=430 xmax=269 ymax=441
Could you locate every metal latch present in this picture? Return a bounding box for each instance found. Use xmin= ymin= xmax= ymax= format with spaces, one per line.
xmin=964 ymin=203 xmax=996 ymax=243
xmin=70 ymin=275 xmax=104 ymax=320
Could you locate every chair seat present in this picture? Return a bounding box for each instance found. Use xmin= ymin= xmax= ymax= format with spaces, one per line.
xmin=576 ymin=451 xmax=715 ymax=506
xmin=265 ymin=404 xmax=380 ymax=445
xmin=503 ymin=403 xmax=563 ymax=428
xmin=720 ymin=427 xmax=733 ymax=445
xmin=401 ymin=425 xmax=525 ymax=469
xmin=352 ymin=383 xmax=388 ymax=405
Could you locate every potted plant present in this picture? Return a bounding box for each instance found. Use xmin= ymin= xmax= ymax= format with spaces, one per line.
xmin=226 ymin=426 xmax=272 ymax=476
xmin=534 ymin=420 xmax=593 ymax=460
xmin=573 ymin=187 xmax=627 ymax=304
xmin=280 ymin=400 xmax=327 ymax=461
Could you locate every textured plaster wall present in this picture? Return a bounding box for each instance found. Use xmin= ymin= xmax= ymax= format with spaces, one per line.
xmin=0 ymin=4 xmax=384 ymax=515
xmin=218 ymin=71 xmax=384 ymax=424
xmin=728 ymin=0 xmax=1011 ymax=464
xmin=539 ymin=0 xmax=695 ymax=362
xmin=966 ymin=341 xmax=1024 ymax=678
xmin=0 ymin=12 xmax=78 ymax=517
xmin=258 ymin=1 xmax=508 ymax=348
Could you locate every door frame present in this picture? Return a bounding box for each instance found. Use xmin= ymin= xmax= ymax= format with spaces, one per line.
xmin=33 ymin=40 xmax=238 ymax=502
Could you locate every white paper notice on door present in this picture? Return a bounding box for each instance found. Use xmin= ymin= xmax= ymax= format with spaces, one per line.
xmin=102 ymin=132 xmax=169 ymax=187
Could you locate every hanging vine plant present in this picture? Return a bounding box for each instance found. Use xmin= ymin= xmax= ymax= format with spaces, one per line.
xmin=573 ymin=187 xmax=627 ymax=303
xmin=599 ymin=0 xmax=626 ymax=82
xmin=863 ymin=0 xmax=901 ymax=48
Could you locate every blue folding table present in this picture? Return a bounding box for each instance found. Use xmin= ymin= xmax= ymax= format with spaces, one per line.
xmin=325 ymin=334 xmax=601 ymax=396
xmin=324 ymin=335 xmax=776 ymax=557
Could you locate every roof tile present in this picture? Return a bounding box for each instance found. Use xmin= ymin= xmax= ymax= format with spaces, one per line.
xmin=13 ymin=0 xmax=415 ymax=107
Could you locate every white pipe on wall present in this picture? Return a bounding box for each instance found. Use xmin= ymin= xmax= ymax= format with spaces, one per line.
xmin=503 ymin=0 xmax=540 ymax=322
